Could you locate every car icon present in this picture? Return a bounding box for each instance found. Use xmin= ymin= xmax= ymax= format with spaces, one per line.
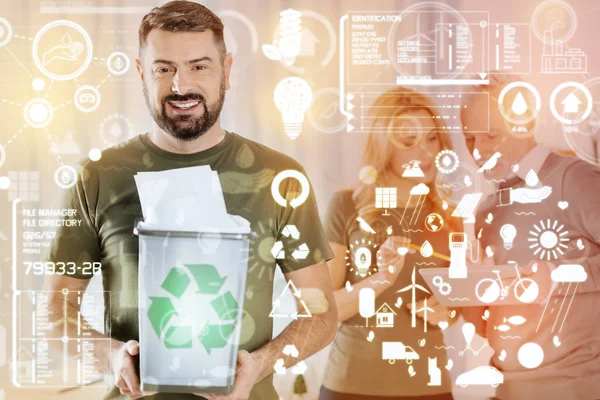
xmin=456 ymin=366 xmax=504 ymax=388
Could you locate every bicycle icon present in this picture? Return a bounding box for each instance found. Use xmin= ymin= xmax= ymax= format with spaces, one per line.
xmin=475 ymin=264 xmax=539 ymax=304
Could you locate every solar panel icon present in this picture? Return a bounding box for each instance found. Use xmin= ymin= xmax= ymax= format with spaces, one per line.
xmin=452 ymin=192 xmax=483 ymax=223
xmin=375 ymin=187 xmax=397 ymax=216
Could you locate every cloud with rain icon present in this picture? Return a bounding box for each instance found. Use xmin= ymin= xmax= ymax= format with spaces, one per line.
xmin=537 ymin=264 xmax=588 ymax=334
xmin=400 ymin=183 xmax=431 ymax=226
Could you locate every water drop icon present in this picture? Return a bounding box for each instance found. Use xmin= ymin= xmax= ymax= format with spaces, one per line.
xmin=525 ymin=169 xmax=539 ymax=187
xmin=420 ymin=240 xmax=433 ymax=258
xmin=511 ymin=92 xmax=528 ymax=116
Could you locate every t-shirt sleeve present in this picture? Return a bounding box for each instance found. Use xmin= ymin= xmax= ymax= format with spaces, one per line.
xmin=324 ymin=190 xmax=354 ymax=245
xmin=45 ymin=160 xmax=101 ymax=279
xmin=275 ymin=166 xmax=334 ymax=274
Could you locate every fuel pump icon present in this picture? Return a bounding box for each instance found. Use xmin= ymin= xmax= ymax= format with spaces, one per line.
xmin=449 ymin=233 xmax=479 ymax=279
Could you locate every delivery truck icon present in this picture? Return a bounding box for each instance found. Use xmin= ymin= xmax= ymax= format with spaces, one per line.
xmin=382 ymin=342 xmax=420 ymax=365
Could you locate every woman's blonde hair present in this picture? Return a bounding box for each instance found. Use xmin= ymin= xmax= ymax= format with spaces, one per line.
xmin=352 ymin=87 xmax=458 ymax=232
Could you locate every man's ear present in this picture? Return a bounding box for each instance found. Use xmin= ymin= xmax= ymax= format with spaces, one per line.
xmin=135 ymin=57 xmax=144 ymax=82
xmin=223 ymin=52 xmax=233 ymax=90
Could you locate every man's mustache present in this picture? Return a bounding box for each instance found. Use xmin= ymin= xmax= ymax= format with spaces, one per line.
xmin=163 ymin=93 xmax=206 ymax=103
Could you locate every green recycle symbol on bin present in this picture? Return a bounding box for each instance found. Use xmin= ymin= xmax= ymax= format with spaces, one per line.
xmin=148 ymin=264 xmax=239 ymax=354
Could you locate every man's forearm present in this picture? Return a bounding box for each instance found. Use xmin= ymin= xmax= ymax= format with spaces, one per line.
xmin=47 ymin=296 xmax=116 ymax=373
xmin=251 ymin=308 xmax=337 ymax=383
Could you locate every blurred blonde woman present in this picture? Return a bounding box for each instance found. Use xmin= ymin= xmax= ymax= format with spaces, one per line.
xmin=320 ymin=88 xmax=460 ymax=400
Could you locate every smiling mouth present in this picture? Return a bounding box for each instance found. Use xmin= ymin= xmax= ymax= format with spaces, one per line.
xmin=167 ymin=100 xmax=203 ymax=113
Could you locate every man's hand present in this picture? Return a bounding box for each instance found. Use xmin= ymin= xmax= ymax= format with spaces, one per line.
xmin=111 ymin=340 xmax=147 ymax=399
xmin=198 ymin=350 xmax=260 ymax=400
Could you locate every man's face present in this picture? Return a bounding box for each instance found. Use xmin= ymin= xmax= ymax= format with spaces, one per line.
xmin=136 ymin=29 xmax=232 ymax=141
xmin=462 ymin=95 xmax=532 ymax=180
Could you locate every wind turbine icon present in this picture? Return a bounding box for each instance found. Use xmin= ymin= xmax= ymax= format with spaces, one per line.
xmin=397 ymin=267 xmax=430 ymax=328
xmin=415 ymin=298 xmax=435 ymax=333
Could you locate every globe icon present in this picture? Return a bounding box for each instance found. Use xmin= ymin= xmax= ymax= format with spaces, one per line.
xmin=425 ymin=213 xmax=444 ymax=232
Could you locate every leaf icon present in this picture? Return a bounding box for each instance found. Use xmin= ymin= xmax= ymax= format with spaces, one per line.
xmin=499 ymin=349 xmax=507 ymax=361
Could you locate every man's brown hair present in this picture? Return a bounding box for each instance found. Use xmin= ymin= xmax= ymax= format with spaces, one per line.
xmin=138 ymin=0 xmax=227 ymax=63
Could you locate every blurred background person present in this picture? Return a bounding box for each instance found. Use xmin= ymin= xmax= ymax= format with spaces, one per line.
xmin=460 ymin=74 xmax=600 ymax=400
xmin=319 ymin=88 xmax=461 ymax=400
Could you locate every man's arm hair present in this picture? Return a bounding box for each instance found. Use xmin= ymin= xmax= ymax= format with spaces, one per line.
xmin=251 ymin=262 xmax=338 ymax=383
xmin=43 ymin=274 xmax=117 ymax=373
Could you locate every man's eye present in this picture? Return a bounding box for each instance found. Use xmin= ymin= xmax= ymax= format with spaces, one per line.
xmin=156 ymin=68 xmax=171 ymax=74
xmin=193 ymin=65 xmax=206 ymax=71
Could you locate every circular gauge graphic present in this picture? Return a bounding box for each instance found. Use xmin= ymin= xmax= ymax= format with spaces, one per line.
xmin=561 ymin=77 xmax=600 ymax=166
xmin=0 ymin=17 xmax=13 ymax=47
xmin=0 ymin=144 xmax=6 ymax=167
xmin=528 ymin=219 xmax=569 ymax=261
xmin=218 ymin=10 xmax=259 ymax=77
xmin=32 ymin=20 xmax=93 ymax=81
xmin=531 ymin=0 xmax=577 ymax=43
xmin=435 ymin=150 xmax=459 ymax=174
xmin=54 ymin=165 xmax=77 ymax=189
xmin=386 ymin=116 xmax=428 ymax=150
xmin=24 ymin=98 xmax=54 ymax=129
xmin=74 ymin=85 xmax=101 ymax=113
xmin=550 ymin=82 xmax=593 ymax=126
xmin=99 ymin=113 xmax=135 ymax=148
xmin=498 ymin=81 xmax=541 ymax=126
xmin=106 ymin=51 xmax=130 ymax=75
xmin=306 ymin=87 xmax=346 ymax=134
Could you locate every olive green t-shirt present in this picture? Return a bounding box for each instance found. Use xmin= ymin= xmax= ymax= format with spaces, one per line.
xmin=321 ymin=190 xmax=453 ymax=397
xmin=47 ymin=131 xmax=333 ymax=399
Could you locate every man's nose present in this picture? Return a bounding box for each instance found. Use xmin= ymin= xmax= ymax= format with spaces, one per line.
xmin=172 ymin=70 xmax=194 ymax=95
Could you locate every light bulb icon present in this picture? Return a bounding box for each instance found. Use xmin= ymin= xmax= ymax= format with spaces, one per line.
xmin=500 ymin=224 xmax=517 ymax=249
xmin=354 ymin=247 xmax=371 ymax=277
xmin=278 ymin=9 xmax=302 ymax=65
xmin=262 ymin=9 xmax=302 ymax=66
xmin=274 ymin=77 xmax=313 ymax=140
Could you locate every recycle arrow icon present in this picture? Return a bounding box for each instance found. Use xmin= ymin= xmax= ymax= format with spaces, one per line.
xmin=185 ymin=264 xmax=227 ymax=294
xmin=148 ymin=296 xmax=178 ymax=338
xmin=198 ymin=323 xmax=235 ymax=355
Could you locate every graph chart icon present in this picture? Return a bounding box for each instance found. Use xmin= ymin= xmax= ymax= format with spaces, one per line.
xmin=375 ymin=187 xmax=397 ymax=216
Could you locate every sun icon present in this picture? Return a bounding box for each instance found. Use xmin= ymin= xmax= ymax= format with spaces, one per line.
xmin=528 ymin=219 xmax=569 ymax=261
xmin=247 ymin=219 xmax=276 ymax=280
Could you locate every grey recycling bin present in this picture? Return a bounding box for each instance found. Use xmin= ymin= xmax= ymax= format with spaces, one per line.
xmin=134 ymin=221 xmax=252 ymax=394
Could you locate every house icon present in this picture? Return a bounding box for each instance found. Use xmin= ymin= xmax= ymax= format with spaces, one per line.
xmin=375 ymin=303 xmax=397 ymax=328
xmin=562 ymin=93 xmax=582 ymax=114
xmin=298 ymin=28 xmax=320 ymax=57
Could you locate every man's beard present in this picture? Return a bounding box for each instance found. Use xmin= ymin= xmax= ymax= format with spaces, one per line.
xmin=144 ymin=75 xmax=226 ymax=142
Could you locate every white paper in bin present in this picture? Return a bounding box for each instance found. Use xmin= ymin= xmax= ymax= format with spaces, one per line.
xmin=135 ymin=223 xmax=251 ymax=394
